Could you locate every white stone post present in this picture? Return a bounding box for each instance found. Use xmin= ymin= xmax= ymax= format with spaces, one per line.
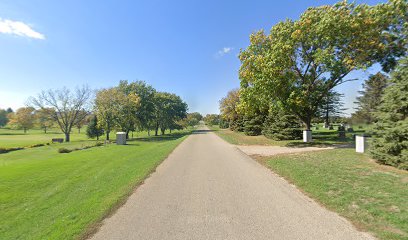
xmin=303 ymin=130 xmax=312 ymax=143
xmin=356 ymin=136 xmax=368 ymax=153
xmin=116 ymin=132 xmax=127 ymax=145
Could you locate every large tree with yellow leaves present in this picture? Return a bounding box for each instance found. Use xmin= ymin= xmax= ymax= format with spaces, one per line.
xmin=239 ymin=0 xmax=407 ymax=130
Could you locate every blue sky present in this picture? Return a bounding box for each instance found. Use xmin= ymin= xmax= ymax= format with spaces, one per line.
xmin=0 ymin=0 xmax=384 ymax=115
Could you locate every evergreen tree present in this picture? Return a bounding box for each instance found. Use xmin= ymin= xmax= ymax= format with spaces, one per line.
xmin=86 ymin=115 xmax=104 ymax=140
xmin=262 ymin=107 xmax=302 ymax=140
xmin=243 ymin=114 xmax=264 ymax=136
xmin=318 ymin=90 xmax=346 ymax=127
xmin=370 ymin=57 xmax=408 ymax=170
xmin=353 ymin=72 xmax=388 ymax=124
xmin=0 ymin=109 xmax=8 ymax=127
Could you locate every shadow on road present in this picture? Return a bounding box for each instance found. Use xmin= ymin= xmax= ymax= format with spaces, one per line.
xmin=192 ymin=129 xmax=213 ymax=135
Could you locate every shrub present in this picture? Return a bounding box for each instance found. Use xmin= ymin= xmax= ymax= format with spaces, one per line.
xmin=95 ymin=142 xmax=104 ymax=147
xmin=58 ymin=148 xmax=72 ymax=153
xmin=262 ymin=107 xmax=302 ymax=140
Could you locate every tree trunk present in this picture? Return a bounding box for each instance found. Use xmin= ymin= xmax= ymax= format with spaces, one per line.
xmin=44 ymin=127 xmax=47 ymax=134
xmin=325 ymin=105 xmax=330 ymax=127
xmin=148 ymin=129 xmax=150 ymax=136
xmin=126 ymin=130 xmax=130 ymax=139
xmin=155 ymin=123 xmax=159 ymax=136
xmin=97 ymin=135 xmax=99 ymax=140
xmin=106 ymin=131 xmax=110 ymax=140
xmin=65 ymin=133 xmax=70 ymax=142
xmin=24 ymin=128 xmax=27 ymax=134
xmin=170 ymin=129 xmax=172 ymax=133
xmin=78 ymin=127 xmax=81 ymax=134
xmin=161 ymin=128 xmax=165 ymax=135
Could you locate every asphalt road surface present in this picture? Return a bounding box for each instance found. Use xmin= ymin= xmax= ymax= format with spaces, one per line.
xmin=90 ymin=126 xmax=374 ymax=240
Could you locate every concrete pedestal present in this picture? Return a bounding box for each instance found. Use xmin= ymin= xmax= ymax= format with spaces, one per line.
xmin=303 ymin=130 xmax=312 ymax=143
xmin=116 ymin=132 xmax=127 ymax=145
xmin=356 ymin=136 xmax=368 ymax=153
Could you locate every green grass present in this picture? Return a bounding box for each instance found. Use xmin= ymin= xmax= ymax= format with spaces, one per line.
xmin=0 ymin=128 xmax=89 ymax=148
xmin=261 ymin=149 xmax=408 ymax=240
xmin=209 ymin=125 xmax=366 ymax=147
xmin=0 ymin=130 xmax=191 ymax=240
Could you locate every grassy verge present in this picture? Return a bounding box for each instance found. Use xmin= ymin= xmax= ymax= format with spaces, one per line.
xmin=258 ymin=149 xmax=408 ymax=240
xmin=208 ymin=125 xmax=365 ymax=147
xmin=0 ymin=130 xmax=190 ymax=240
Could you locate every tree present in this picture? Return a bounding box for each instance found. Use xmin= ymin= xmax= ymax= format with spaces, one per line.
xmin=262 ymin=106 xmax=302 ymax=140
xmin=219 ymin=89 xmax=242 ymax=130
xmin=86 ymin=115 xmax=104 ymax=140
xmin=352 ymin=72 xmax=389 ymax=124
xmin=8 ymin=107 xmax=35 ymax=133
xmin=74 ymin=110 xmax=89 ymax=134
xmin=35 ymin=108 xmax=55 ymax=133
xmin=118 ymin=80 xmax=156 ymax=135
xmin=152 ymin=92 xmax=188 ymax=135
xmin=318 ymin=90 xmax=346 ymax=127
xmin=30 ymin=86 xmax=92 ymax=142
xmin=114 ymin=92 xmax=141 ymax=139
xmin=239 ymin=1 xmax=407 ymax=130
xmin=0 ymin=109 xmax=9 ymax=127
xmin=94 ymin=88 xmax=121 ymax=141
xmin=185 ymin=112 xmax=202 ymax=127
xmin=370 ymin=57 xmax=408 ymax=170
xmin=203 ymin=114 xmax=220 ymax=126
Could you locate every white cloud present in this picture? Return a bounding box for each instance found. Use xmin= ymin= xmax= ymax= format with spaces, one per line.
xmin=216 ymin=47 xmax=233 ymax=58
xmin=0 ymin=18 xmax=45 ymax=40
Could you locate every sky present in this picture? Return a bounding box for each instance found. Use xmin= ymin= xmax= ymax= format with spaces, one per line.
xmin=0 ymin=0 xmax=385 ymax=115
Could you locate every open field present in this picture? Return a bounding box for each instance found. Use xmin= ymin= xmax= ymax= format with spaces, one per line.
xmin=209 ymin=124 xmax=366 ymax=147
xmin=256 ymin=149 xmax=408 ymax=240
xmin=0 ymin=129 xmax=191 ymax=240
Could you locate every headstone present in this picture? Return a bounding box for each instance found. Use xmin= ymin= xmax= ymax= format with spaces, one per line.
xmin=303 ymin=130 xmax=312 ymax=142
xmin=356 ymin=135 xmax=368 ymax=153
xmin=116 ymin=132 xmax=127 ymax=145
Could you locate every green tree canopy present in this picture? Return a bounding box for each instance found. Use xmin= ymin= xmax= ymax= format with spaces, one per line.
xmin=239 ymin=0 xmax=407 ymax=130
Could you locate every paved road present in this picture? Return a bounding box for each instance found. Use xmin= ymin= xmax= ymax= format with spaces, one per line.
xmin=91 ymin=126 xmax=374 ymax=240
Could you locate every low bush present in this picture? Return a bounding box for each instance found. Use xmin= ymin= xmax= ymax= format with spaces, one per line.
xmin=58 ymin=148 xmax=72 ymax=153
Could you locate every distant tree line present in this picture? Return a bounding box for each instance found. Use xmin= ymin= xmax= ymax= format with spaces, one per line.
xmin=1 ymin=80 xmax=200 ymax=143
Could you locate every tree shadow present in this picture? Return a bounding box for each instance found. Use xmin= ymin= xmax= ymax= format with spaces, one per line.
xmin=192 ymin=129 xmax=213 ymax=134
xmin=133 ymin=132 xmax=191 ymax=142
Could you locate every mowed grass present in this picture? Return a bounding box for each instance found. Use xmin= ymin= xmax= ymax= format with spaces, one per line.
xmin=0 ymin=130 xmax=190 ymax=240
xmin=0 ymin=128 xmax=89 ymax=148
xmin=209 ymin=125 xmax=365 ymax=147
xmin=260 ymin=149 xmax=408 ymax=240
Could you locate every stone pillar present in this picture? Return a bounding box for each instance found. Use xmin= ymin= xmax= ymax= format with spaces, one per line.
xmin=116 ymin=132 xmax=127 ymax=145
xmin=356 ymin=136 xmax=368 ymax=153
xmin=303 ymin=130 xmax=312 ymax=143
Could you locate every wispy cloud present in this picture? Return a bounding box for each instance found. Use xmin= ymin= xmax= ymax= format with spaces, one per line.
xmin=0 ymin=18 xmax=45 ymax=40
xmin=215 ymin=47 xmax=233 ymax=58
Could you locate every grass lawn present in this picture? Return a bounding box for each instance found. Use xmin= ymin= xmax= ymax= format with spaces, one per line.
xmin=258 ymin=149 xmax=408 ymax=240
xmin=208 ymin=125 xmax=366 ymax=147
xmin=0 ymin=130 xmax=190 ymax=240
xmin=0 ymin=128 xmax=89 ymax=148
